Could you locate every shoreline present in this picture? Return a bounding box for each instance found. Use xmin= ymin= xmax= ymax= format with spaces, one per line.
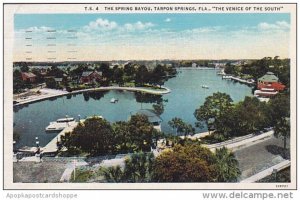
xmin=13 ymin=86 xmax=171 ymax=107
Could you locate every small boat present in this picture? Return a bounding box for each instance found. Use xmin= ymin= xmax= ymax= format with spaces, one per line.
xmin=45 ymin=117 xmax=76 ymax=132
xmin=222 ymin=75 xmax=232 ymax=79
xmin=110 ymin=98 xmax=118 ymax=103
xmin=202 ymin=85 xmax=209 ymax=89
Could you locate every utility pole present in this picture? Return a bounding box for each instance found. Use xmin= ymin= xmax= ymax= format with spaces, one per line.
xmin=73 ymin=158 xmax=77 ymax=181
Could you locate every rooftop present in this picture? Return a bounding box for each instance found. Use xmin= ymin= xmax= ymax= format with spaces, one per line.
xmin=136 ymin=109 xmax=162 ymax=123
xmin=81 ymin=71 xmax=103 ymax=77
xmin=22 ymin=72 xmax=36 ymax=78
xmin=258 ymin=72 xmax=279 ymax=83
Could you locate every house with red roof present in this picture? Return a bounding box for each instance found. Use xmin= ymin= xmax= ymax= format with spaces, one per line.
xmin=21 ymin=72 xmax=36 ymax=82
xmin=80 ymin=71 xmax=103 ymax=84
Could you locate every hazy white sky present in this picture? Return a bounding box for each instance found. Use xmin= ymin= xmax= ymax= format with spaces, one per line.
xmin=14 ymin=13 xmax=290 ymax=61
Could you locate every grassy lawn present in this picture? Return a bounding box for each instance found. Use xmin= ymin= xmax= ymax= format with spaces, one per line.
xmin=70 ymin=167 xmax=106 ymax=183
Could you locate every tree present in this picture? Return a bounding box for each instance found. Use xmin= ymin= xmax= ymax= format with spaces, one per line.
xmin=135 ymin=65 xmax=150 ymax=86
xmin=47 ymin=66 xmax=64 ymax=78
xmin=113 ymin=114 xmax=161 ymax=153
xmin=103 ymin=152 xmax=155 ymax=183
xmin=45 ymin=78 xmax=57 ymax=89
xmin=113 ymin=68 xmax=124 ymax=86
xmin=268 ymin=93 xmax=290 ymax=126
xmin=102 ymin=165 xmax=125 ymax=183
xmin=13 ymin=70 xmax=26 ymax=93
xmin=230 ymin=97 xmax=269 ymax=136
xmin=152 ymin=144 xmax=216 ymax=182
xmin=100 ymin=62 xmax=113 ymax=79
xmin=274 ymin=117 xmax=290 ymax=158
xmin=31 ymin=69 xmax=45 ymax=83
xmin=61 ymin=117 xmax=115 ymax=156
xmin=150 ymin=64 xmax=166 ymax=87
xmin=70 ymin=65 xmax=88 ymax=78
xmin=20 ymin=65 xmax=29 ymax=72
xmin=127 ymin=114 xmax=158 ymax=152
xmin=113 ymin=121 xmax=134 ymax=153
xmin=123 ymin=152 xmax=155 ymax=182
xmin=124 ymin=63 xmax=136 ymax=76
xmin=152 ymin=102 xmax=164 ymax=116
xmin=194 ymin=92 xmax=233 ymax=133
xmin=224 ymin=63 xmax=236 ymax=75
xmin=168 ymin=117 xmax=195 ymax=136
xmin=214 ymin=147 xmax=241 ymax=182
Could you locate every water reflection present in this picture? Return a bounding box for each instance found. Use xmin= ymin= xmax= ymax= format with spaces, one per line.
xmin=135 ymin=92 xmax=163 ymax=104
xmin=83 ymin=91 xmax=108 ymax=101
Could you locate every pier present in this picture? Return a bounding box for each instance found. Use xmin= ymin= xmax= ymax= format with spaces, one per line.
xmin=222 ymin=75 xmax=255 ymax=86
xmin=42 ymin=122 xmax=79 ymax=155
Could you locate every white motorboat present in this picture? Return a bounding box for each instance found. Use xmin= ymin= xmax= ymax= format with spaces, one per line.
xmin=45 ymin=117 xmax=76 ymax=132
xmin=202 ymin=85 xmax=209 ymax=89
xmin=110 ymin=98 xmax=118 ymax=103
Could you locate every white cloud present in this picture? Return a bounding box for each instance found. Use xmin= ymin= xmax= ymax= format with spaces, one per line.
xmin=165 ymin=18 xmax=171 ymax=22
xmin=258 ymin=21 xmax=290 ymax=31
xmin=81 ymin=19 xmax=154 ymax=34
xmin=184 ymin=26 xmax=222 ymax=34
xmin=83 ymin=18 xmax=118 ymax=31
xmin=123 ymin=21 xmax=154 ymax=31
xmin=26 ymin=26 xmax=53 ymax=32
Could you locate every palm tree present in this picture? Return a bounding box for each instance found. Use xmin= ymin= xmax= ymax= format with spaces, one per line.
xmin=123 ymin=152 xmax=154 ymax=182
xmin=102 ymin=166 xmax=124 ymax=183
xmin=215 ymin=147 xmax=241 ymax=182
xmin=102 ymin=153 xmax=155 ymax=183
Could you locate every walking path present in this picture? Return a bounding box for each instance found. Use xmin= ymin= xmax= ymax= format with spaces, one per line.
xmin=14 ymin=86 xmax=171 ymax=106
xmin=240 ymin=160 xmax=290 ymax=183
xmin=60 ymin=160 xmax=88 ymax=182
xmin=235 ymin=136 xmax=290 ymax=181
xmin=204 ymin=130 xmax=274 ymax=152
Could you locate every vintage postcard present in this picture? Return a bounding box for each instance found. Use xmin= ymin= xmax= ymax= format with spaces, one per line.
xmin=3 ymin=3 xmax=297 ymax=190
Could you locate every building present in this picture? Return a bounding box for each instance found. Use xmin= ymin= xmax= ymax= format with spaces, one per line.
xmin=135 ymin=109 xmax=162 ymax=131
xmin=80 ymin=71 xmax=103 ymax=84
xmin=54 ymin=78 xmax=63 ymax=84
xmin=257 ymin=72 xmax=285 ymax=91
xmin=21 ymin=72 xmax=36 ymax=82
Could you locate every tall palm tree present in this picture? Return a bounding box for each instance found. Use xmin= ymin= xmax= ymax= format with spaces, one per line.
xmin=215 ymin=147 xmax=241 ymax=182
xmin=102 ymin=166 xmax=124 ymax=183
xmin=102 ymin=152 xmax=155 ymax=183
xmin=123 ymin=152 xmax=154 ymax=182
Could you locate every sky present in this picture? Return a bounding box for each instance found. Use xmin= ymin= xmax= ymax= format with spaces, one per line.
xmin=14 ymin=13 xmax=290 ymax=61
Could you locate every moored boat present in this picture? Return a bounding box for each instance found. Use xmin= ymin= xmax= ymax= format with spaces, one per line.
xmin=45 ymin=117 xmax=76 ymax=132
xmin=110 ymin=98 xmax=119 ymax=103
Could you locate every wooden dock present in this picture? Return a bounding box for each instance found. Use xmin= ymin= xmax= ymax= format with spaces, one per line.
xmin=42 ymin=122 xmax=78 ymax=154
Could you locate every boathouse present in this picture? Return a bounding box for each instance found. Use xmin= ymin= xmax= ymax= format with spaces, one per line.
xmin=136 ymin=109 xmax=162 ymax=131
xmin=257 ymin=72 xmax=285 ymax=91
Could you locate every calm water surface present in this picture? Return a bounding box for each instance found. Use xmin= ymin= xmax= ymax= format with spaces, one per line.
xmin=13 ymin=69 xmax=253 ymax=148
